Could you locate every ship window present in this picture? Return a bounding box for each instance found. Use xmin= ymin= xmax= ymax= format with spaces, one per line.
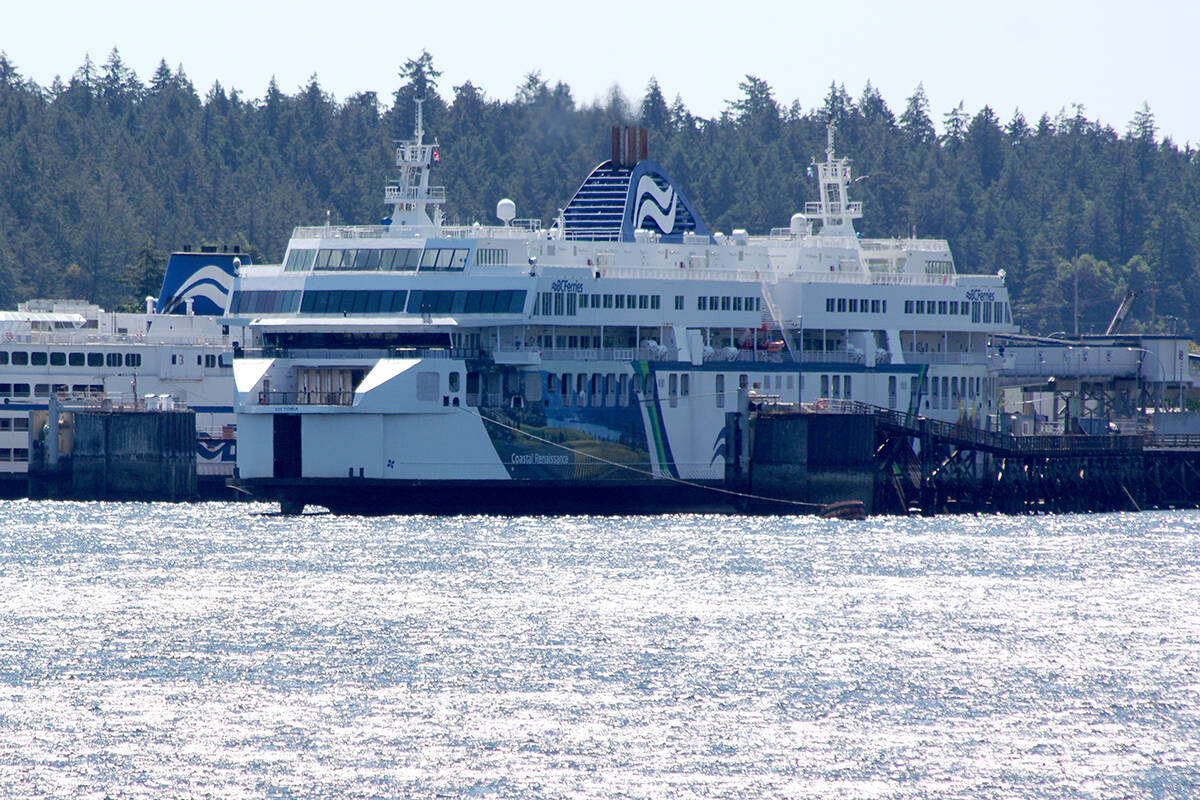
xmin=566 ymin=293 xmax=577 ymax=316
xmin=994 ymin=301 xmax=1004 ymax=324
xmin=698 ymin=297 xmax=707 ymax=311
xmin=719 ymin=296 xmax=729 ymax=311
xmin=604 ymin=294 xmax=614 ymax=309
xmin=420 ymin=249 xmax=438 ymax=269
xmin=451 ymin=249 xmax=468 ymax=269
xmin=0 ymin=448 xmax=9 ymax=460
xmin=30 ymin=352 xmax=46 ymax=366
xmin=937 ymin=301 xmax=947 ymax=314
xmin=629 ymin=295 xmax=638 ymax=309
xmin=820 ymin=374 xmax=829 ymax=397
xmin=652 ymin=295 xmax=661 ymax=310
xmin=436 ymin=249 xmax=455 ymax=269
xmin=849 ymin=299 xmax=857 ymax=313
xmin=327 ymin=250 xmax=347 ymax=269
xmin=70 ymin=352 xmax=86 ymax=366
xmin=314 ymin=249 xmax=332 ymax=269
xmin=106 ymin=353 xmax=121 ymax=367
xmin=844 ymin=375 xmax=852 ymax=399
xmin=34 ymin=384 xmax=49 ymax=397
xmin=541 ymin=293 xmax=552 ymax=315
xmin=982 ymin=302 xmax=992 ymax=324
xmin=1005 ymin=303 xmax=1012 ymax=324
xmin=12 ymin=383 xmax=28 ymax=397
xmin=48 ymin=352 xmax=64 ymax=366
xmin=400 ymin=249 xmax=421 ymax=269
xmin=13 ymin=448 xmax=27 ymax=462
xmin=125 ymin=353 xmax=141 ymax=367
xmin=0 ymin=353 xmax=7 ymax=366
xmin=554 ymin=293 xmax=564 ymax=315
xmin=915 ymin=300 xmax=925 ymax=314
xmin=87 ymin=352 xmax=103 ymax=367
xmin=709 ymin=295 xmax=718 ymax=310
xmin=715 ymin=374 xmax=725 ymax=408
xmin=904 ymin=300 xmax=913 ymax=314
xmin=837 ymin=298 xmax=847 ymax=312
xmin=971 ymin=302 xmax=981 ymax=322
xmin=668 ymin=373 xmax=678 ymax=407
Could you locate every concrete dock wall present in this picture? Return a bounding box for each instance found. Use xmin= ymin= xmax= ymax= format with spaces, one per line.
xmin=35 ymin=410 xmax=198 ymax=501
xmin=747 ymin=413 xmax=875 ymax=511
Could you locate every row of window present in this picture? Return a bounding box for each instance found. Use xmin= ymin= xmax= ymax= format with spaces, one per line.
xmin=231 ymin=289 xmax=528 ymax=316
xmin=285 ymin=247 xmax=495 ymax=273
xmin=900 ymin=299 xmax=1012 ymax=325
xmin=406 ymin=290 xmax=527 ymax=315
xmin=0 ymin=417 xmax=29 ymax=431
xmin=825 ymin=298 xmax=889 ymax=314
xmin=698 ymin=296 xmax=762 ymax=312
xmin=0 ymin=351 xmax=142 ymax=368
xmin=0 ymin=448 xmax=29 ymax=462
xmin=0 ymin=383 xmax=104 ymax=398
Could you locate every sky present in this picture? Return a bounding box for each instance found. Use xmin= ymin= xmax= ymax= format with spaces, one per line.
xmin=5 ymin=0 xmax=1198 ymax=145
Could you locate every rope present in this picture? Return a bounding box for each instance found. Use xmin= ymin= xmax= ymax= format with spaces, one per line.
xmin=458 ymin=405 xmax=827 ymax=510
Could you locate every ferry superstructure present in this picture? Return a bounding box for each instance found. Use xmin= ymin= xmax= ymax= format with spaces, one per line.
xmin=230 ymin=110 xmax=1018 ymax=513
xmin=0 ymin=249 xmax=247 ymax=491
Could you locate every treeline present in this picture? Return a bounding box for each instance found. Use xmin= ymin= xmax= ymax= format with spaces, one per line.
xmin=0 ymin=50 xmax=1198 ymax=336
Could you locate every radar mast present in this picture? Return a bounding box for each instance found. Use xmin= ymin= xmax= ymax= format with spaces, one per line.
xmin=385 ymin=98 xmax=445 ymax=230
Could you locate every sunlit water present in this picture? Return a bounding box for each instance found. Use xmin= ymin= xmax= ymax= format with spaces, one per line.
xmin=1 ymin=502 xmax=1198 ymax=799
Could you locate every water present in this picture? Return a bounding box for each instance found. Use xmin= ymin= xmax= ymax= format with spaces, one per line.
xmin=1 ymin=502 xmax=1198 ymax=799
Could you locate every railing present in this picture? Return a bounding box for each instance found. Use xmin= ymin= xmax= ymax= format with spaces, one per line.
xmin=383 ymin=185 xmax=446 ymax=204
xmin=241 ymin=347 xmax=477 ymax=361
xmin=537 ymin=347 xmax=654 ymax=362
xmin=902 ymin=352 xmax=993 ymax=366
xmin=257 ymin=391 xmax=354 ymax=406
xmin=791 ymin=398 xmax=1200 ymax=455
xmin=0 ymin=331 xmax=231 ymax=346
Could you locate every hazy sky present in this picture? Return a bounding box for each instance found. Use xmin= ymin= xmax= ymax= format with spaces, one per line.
xmin=6 ymin=0 xmax=1197 ymax=144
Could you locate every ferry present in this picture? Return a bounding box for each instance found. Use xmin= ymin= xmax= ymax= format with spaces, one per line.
xmin=228 ymin=105 xmax=1018 ymax=513
xmin=0 ymin=248 xmax=247 ymax=494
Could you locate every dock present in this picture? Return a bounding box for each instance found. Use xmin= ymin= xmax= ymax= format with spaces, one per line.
xmin=733 ymin=400 xmax=1200 ymax=515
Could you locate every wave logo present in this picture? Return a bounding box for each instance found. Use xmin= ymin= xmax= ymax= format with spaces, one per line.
xmin=634 ymin=175 xmax=678 ymax=234
xmin=161 ymin=264 xmax=233 ymax=315
xmin=710 ymin=427 xmax=727 ymax=466
xmin=197 ymin=438 xmax=236 ymax=462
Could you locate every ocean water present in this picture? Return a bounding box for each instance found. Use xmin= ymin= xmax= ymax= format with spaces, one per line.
xmin=0 ymin=502 xmax=1197 ymax=799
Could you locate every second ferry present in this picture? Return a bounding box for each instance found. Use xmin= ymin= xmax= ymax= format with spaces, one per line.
xmin=229 ymin=103 xmax=1018 ymax=513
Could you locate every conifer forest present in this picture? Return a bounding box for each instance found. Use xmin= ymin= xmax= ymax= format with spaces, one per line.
xmin=0 ymin=50 xmax=1197 ymax=337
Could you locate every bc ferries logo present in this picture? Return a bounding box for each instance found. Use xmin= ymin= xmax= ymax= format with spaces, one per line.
xmin=634 ymin=175 xmax=678 ymax=234
xmin=161 ymin=264 xmax=234 ymax=314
